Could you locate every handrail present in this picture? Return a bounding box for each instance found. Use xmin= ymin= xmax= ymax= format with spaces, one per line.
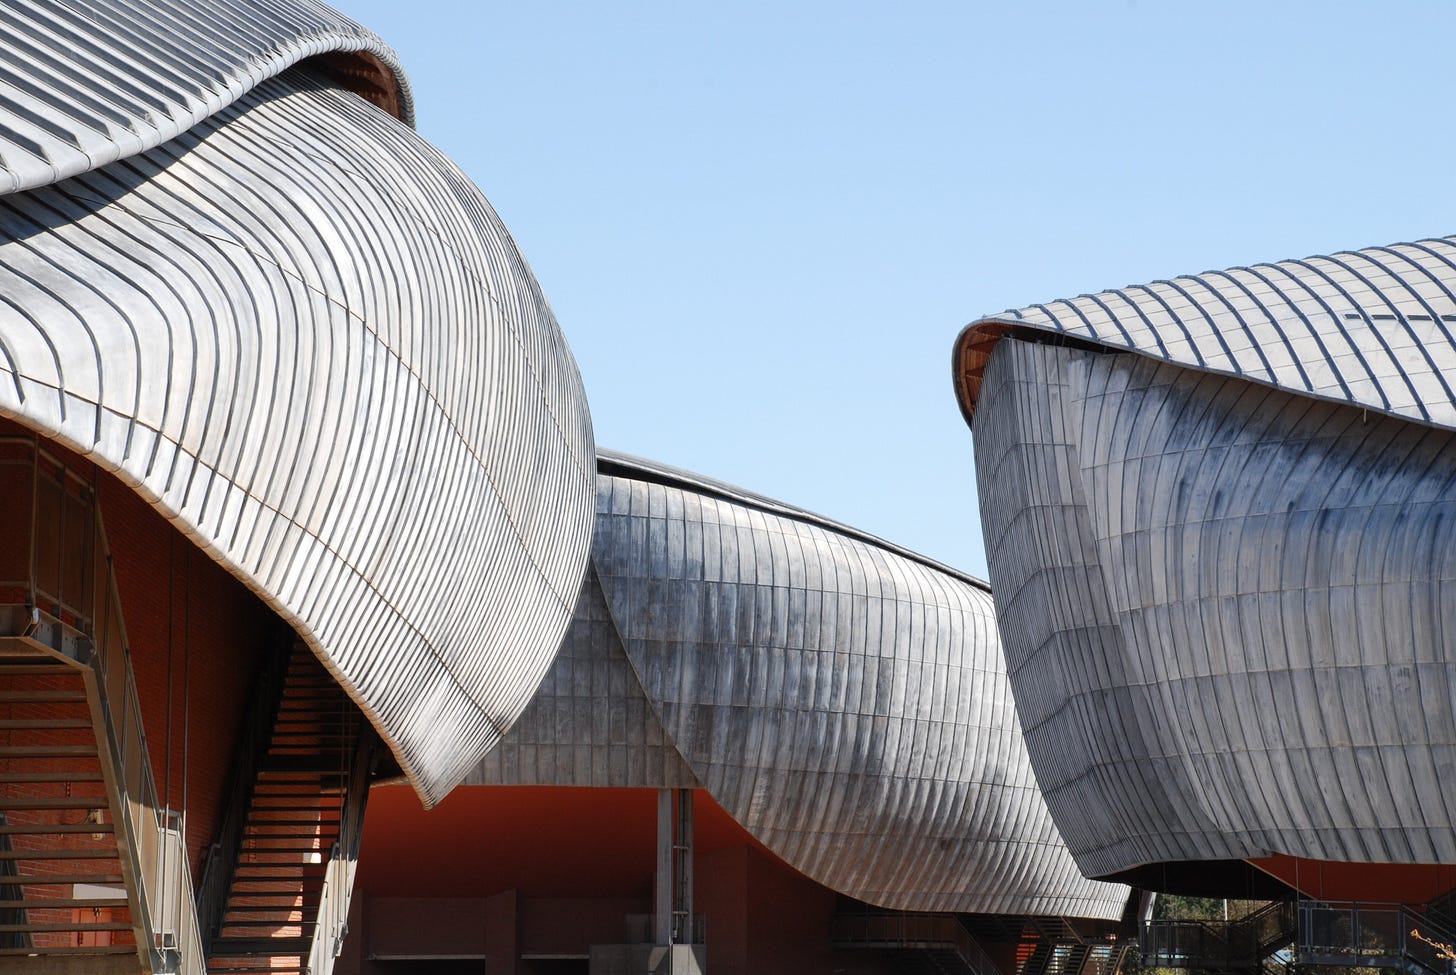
xmin=1298 ymin=900 xmax=1456 ymax=975
xmin=1145 ymin=899 xmax=1456 ymax=975
xmin=1409 ymin=901 xmax=1456 ymax=954
xmin=831 ymin=910 xmax=1001 ymax=975
xmin=953 ymin=914 xmax=1014 ymax=975
xmin=0 ymin=813 xmax=28 ymax=952
xmin=8 ymin=439 xmax=207 ymax=974
xmin=196 ymin=644 xmax=287 ymax=953
xmin=1141 ymin=899 xmax=1295 ymax=969
xmin=307 ymin=726 xmax=378 ymax=975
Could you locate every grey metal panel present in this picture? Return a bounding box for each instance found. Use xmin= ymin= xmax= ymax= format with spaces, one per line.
xmin=589 ymin=456 xmax=1128 ymax=919
xmin=975 ymin=337 xmax=1456 ymax=878
xmin=467 ymin=563 xmax=701 ymax=790
xmin=0 ymin=0 xmax=412 ymax=197
xmin=0 ymin=68 xmax=596 ymax=807
xmin=953 ymin=237 xmax=1456 ymax=431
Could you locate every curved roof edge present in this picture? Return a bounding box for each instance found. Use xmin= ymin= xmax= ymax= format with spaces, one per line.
xmin=0 ymin=0 xmax=414 ymax=198
xmin=953 ymin=235 xmax=1456 ymax=433
xmin=597 ymin=448 xmax=990 ymax=593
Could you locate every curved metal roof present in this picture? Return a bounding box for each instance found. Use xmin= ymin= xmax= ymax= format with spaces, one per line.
xmin=588 ymin=460 xmax=1128 ymax=918
xmin=0 ymin=0 xmax=412 ymax=197
xmin=954 ymin=235 xmax=1456 ymax=431
xmin=598 ymin=449 xmax=991 ymax=593
xmin=974 ymin=336 xmax=1456 ymax=880
xmin=0 ymin=67 xmax=595 ymax=806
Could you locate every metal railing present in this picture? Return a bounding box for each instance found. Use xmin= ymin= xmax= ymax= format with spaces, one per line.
xmin=2 ymin=438 xmax=206 ymax=974
xmin=307 ymin=727 xmax=379 ymax=975
xmin=1142 ymin=899 xmax=1456 ymax=975
xmin=196 ymin=649 xmax=287 ymax=954
xmin=831 ymin=910 xmax=1002 ymax=975
xmin=1297 ymin=901 xmax=1456 ymax=975
xmin=1141 ymin=900 xmax=1296 ymax=970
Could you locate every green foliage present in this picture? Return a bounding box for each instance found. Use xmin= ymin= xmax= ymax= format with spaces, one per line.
xmin=1150 ymin=896 xmax=1269 ymax=921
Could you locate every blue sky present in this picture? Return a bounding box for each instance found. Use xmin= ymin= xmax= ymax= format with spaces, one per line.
xmin=333 ymin=0 xmax=1456 ymax=580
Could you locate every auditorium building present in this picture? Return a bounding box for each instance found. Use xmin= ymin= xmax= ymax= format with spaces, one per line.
xmin=1 ymin=0 xmax=1454 ymax=973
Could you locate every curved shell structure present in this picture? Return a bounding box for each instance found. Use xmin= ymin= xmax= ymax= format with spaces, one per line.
xmin=0 ymin=1 xmax=595 ymax=806
xmin=0 ymin=0 xmax=412 ymax=194
xmin=955 ymin=237 xmax=1456 ymax=879
xmin=478 ymin=451 xmax=1130 ymax=919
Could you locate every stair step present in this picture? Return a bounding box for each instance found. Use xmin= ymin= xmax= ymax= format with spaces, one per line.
xmin=211 ymin=936 xmax=312 ymax=953
xmin=0 ymin=664 xmax=77 ymax=676
xmin=0 ymin=897 xmax=129 ymax=909
xmin=0 ymin=718 xmax=95 ymax=730
xmin=0 ymin=745 xmax=98 ymax=759
xmin=0 ymin=770 xmax=105 ymax=783
xmin=0 ymin=794 xmax=108 ymax=808
xmin=0 ymin=873 xmax=124 ymax=885
xmin=0 ymin=690 xmax=87 ymax=703
xmin=0 ymin=921 xmax=135 ymax=933
xmin=0 ymin=848 xmax=117 ymax=860
xmin=0 ymin=822 xmax=114 ymax=835
xmin=0 ymin=944 xmax=137 ymax=955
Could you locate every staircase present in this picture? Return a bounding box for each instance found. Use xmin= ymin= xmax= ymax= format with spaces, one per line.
xmin=1019 ymin=938 xmax=1052 ymax=975
xmin=1046 ymin=943 xmax=1091 ymax=975
xmin=1296 ymin=900 xmax=1456 ymax=975
xmin=0 ymin=659 xmax=137 ymax=969
xmin=1142 ymin=898 xmax=1456 ymax=975
xmin=204 ymin=645 xmax=373 ymax=975
xmin=0 ymin=435 xmax=205 ymax=973
xmin=895 ymin=947 xmax=979 ymax=975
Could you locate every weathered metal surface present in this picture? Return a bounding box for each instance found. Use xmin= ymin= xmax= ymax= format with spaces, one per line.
xmin=974 ymin=336 xmax=1456 ymax=878
xmin=0 ymin=0 xmax=412 ymax=198
xmin=466 ymin=564 xmax=701 ymax=790
xmin=954 ymin=236 xmax=1456 ymax=430
xmin=563 ymin=451 xmax=1127 ymax=918
xmin=0 ymin=67 xmax=595 ymax=805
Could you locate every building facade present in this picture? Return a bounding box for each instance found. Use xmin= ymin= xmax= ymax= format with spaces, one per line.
xmin=953 ymin=238 xmax=1456 ymax=904
xmin=343 ymin=452 xmax=1132 ymax=975
xmin=0 ymin=0 xmax=592 ymax=970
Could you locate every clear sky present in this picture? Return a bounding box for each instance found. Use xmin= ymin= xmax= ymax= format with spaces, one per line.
xmin=333 ymin=0 xmax=1456 ymax=581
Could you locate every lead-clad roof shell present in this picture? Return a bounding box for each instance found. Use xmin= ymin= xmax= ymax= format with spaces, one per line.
xmin=0 ymin=0 xmax=412 ymax=196
xmin=955 ymin=236 xmax=1456 ymax=432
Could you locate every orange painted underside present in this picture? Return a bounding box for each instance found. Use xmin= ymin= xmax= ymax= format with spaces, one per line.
xmin=1250 ymin=854 xmax=1456 ymax=903
xmin=358 ymin=785 xmax=779 ymax=899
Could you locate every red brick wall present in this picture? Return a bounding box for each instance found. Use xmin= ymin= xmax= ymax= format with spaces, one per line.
xmin=98 ymin=474 xmax=274 ymax=877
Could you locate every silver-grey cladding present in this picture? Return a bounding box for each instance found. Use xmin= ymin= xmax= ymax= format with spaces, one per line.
xmin=468 ymin=564 xmax=701 ymax=790
xmin=956 ymin=236 xmax=1456 ymax=431
xmin=584 ymin=453 xmax=1128 ymax=918
xmin=0 ymin=0 xmax=413 ymax=195
xmin=0 ymin=69 xmax=596 ymax=806
xmin=975 ymin=337 xmax=1456 ymax=878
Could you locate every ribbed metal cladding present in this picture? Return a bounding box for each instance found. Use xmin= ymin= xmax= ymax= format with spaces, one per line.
xmin=971 ymin=321 xmax=1456 ymax=879
xmin=0 ymin=68 xmax=595 ymax=805
xmin=0 ymin=0 xmax=413 ymax=196
xmin=577 ymin=451 xmax=1127 ymax=918
xmin=954 ymin=236 xmax=1456 ymax=431
xmin=467 ymin=563 xmax=702 ymax=790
